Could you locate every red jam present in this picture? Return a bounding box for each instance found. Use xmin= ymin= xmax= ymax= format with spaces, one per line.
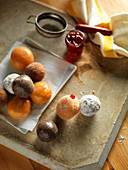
xmin=70 ymin=94 xmax=75 ymax=99
xmin=65 ymin=30 xmax=85 ymax=57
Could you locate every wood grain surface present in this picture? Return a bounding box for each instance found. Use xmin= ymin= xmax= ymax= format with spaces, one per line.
xmin=0 ymin=0 xmax=128 ymax=169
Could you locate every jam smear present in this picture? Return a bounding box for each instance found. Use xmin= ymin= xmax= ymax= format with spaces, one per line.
xmin=70 ymin=94 xmax=75 ymax=99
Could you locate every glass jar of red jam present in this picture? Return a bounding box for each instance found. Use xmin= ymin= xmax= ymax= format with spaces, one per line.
xmin=65 ymin=30 xmax=86 ymax=57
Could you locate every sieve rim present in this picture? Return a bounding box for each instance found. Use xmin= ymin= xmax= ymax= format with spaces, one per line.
xmin=35 ymin=12 xmax=68 ymax=36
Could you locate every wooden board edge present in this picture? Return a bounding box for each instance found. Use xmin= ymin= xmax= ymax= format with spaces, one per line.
xmin=99 ymin=95 xmax=128 ymax=168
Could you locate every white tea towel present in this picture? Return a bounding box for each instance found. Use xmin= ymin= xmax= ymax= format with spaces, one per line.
xmin=67 ymin=0 xmax=128 ymax=58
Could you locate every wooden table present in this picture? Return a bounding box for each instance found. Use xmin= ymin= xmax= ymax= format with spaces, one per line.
xmin=0 ymin=0 xmax=128 ymax=169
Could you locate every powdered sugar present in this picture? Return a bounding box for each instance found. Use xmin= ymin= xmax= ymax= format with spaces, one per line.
xmin=80 ymin=94 xmax=101 ymax=116
xmin=3 ymin=73 xmax=20 ymax=94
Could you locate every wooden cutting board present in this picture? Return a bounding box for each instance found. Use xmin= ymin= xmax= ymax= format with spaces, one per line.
xmin=0 ymin=0 xmax=128 ymax=169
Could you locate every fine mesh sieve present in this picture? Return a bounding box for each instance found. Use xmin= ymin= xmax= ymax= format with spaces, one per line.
xmin=27 ymin=12 xmax=68 ymax=37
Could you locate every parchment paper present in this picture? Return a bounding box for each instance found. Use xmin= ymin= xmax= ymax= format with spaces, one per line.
xmin=0 ymin=41 xmax=76 ymax=134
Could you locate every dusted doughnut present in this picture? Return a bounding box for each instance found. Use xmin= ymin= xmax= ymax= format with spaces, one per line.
xmin=3 ymin=73 xmax=20 ymax=94
xmin=56 ymin=94 xmax=80 ymax=120
xmin=25 ymin=62 xmax=45 ymax=82
xmin=80 ymin=94 xmax=101 ymax=116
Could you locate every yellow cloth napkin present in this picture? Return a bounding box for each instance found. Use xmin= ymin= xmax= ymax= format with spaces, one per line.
xmin=67 ymin=0 xmax=128 ymax=58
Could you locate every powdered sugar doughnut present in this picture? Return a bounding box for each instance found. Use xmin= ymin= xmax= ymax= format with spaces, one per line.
xmin=3 ymin=73 xmax=20 ymax=94
xmin=80 ymin=95 xmax=101 ymax=116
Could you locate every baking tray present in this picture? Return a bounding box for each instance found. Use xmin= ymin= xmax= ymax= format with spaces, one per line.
xmin=0 ymin=38 xmax=76 ymax=134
